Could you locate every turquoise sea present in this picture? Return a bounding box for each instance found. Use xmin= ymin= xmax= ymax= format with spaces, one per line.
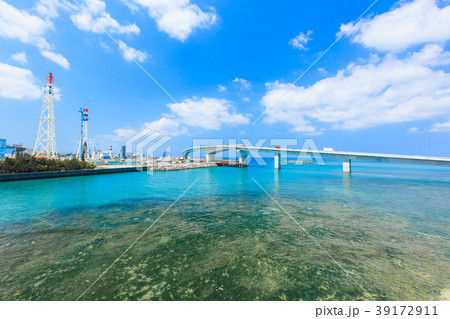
xmin=0 ymin=159 xmax=449 ymax=300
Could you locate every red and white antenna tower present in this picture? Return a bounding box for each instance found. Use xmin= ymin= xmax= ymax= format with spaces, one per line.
xmin=33 ymin=73 xmax=57 ymax=159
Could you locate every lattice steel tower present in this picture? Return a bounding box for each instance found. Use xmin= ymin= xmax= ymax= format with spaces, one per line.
xmin=33 ymin=73 xmax=57 ymax=159
xmin=76 ymin=107 xmax=90 ymax=160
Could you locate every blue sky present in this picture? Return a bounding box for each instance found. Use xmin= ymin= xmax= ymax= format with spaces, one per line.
xmin=1 ymin=0 xmax=450 ymax=156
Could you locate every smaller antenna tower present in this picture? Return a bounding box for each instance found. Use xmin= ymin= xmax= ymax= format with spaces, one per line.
xmin=76 ymin=102 xmax=90 ymax=160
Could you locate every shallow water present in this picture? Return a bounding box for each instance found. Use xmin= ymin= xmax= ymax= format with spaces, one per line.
xmin=0 ymin=160 xmax=449 ymax=300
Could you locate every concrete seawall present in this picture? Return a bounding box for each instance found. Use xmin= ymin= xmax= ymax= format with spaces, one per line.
xmin=0 ymin=163 xmax=218 ymax=182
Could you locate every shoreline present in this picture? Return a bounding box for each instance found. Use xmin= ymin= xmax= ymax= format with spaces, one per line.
xmin=0 ymin=163 xmax=218 ymax=182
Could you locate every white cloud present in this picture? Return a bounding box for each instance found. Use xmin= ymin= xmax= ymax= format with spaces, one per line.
xmin=111 ymin=118 xmax=187 ymax=141
xmin=430 ymin=120 xmax=450 ymax=132
xmin=41 ymin=50 xmax=70 ymax=69
xmin=100 ymin=40 xmax=111 ymax=50
xmin=127 ymin=0 xmax=217 ymax=41
xmin=232 ymin=78 xmax=251 ymax=103
xmin=232 ymin=77 xmax=250 ymax=90
xmin=218 ymin=84 xmax=226 ymax=92
xmin=114 ymin=96 xmax=249 ymax=138
xmin=35 ymin=0 xmax=74 ymax=19
xmin=342 ymin=0 xmax=450 ymax=52
xmin=409 ymin=42 xmax=450 ymax=65
xmin=104 ymin=128 xmax=136 ymax=142
xmin=289 ymin=30 xmax=313 ymax=51
xmin=118 ymin=40 xmax=147 ymax=62
xmin=121 ymin=0 xmax=139 ymax=13
xmin=318 ymin=67 xmax=328 ymax=75
xmin=35 ymin=1 xmax=141 ymax=64
xmin=114 ymin=128 xmax=137 ymax=138
xmin=0 ymin=0 xmax=70 ymax=68
xmin=144 ymin=117 xmax=188 ymax=136
xmin=168 ymin=97 xmax=250 ymax=130
xmin=52 ymin=86 xmax=62 ymax=101
xmin=0 ymin=0 xmax=52 ymax=49
xmin=11 ymin=52 xmax=28 ymax=65
xmin=70 ymin=0 xmax=140 ymax=35
xmin=261 ymin=44 xmax=450 ymax=133
xmin=0 ymin=63 xmax=42 ymax=100
xmin=407 ymin=127 xmax=422 ymax=133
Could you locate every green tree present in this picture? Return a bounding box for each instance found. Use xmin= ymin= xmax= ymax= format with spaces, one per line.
xmin=0 ymin=153 xmax=96 ymax=175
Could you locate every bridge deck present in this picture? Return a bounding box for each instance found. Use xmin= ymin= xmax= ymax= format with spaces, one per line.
xmin=183 ymin=145 xmax=450 ymax=167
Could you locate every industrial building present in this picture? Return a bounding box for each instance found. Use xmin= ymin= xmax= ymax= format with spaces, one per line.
xmin=0 ymin=139 xmax=28 ymax=158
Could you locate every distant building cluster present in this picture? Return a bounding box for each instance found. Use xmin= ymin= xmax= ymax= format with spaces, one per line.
xmin=0 ymin=139 xmax=29 ymax=159
xmin=0 ymin=138 xmax=184 ymax=166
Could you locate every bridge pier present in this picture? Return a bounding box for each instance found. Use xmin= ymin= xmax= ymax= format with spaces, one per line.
xmin=206 ymin=153 xmax=215 ymax=163
xmin=274 ymin=153 xmax=281 ymax=169
xmin=238 ymin=150 xmax=249 ymax=164
xmin=343 ymin=159 xmax=351 ymax=173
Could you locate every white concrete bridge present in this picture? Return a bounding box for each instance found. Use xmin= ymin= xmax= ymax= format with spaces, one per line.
xmin=182 ymin=145 xmax=450 ymax=173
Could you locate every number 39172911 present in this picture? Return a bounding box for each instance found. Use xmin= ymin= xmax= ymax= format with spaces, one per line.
xmin=376 ymin=306 xmax=437 ymax=316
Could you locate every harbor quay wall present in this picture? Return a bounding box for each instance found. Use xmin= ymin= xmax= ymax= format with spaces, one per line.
xmin=0 ymin=163 xmax=218 ymax=182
